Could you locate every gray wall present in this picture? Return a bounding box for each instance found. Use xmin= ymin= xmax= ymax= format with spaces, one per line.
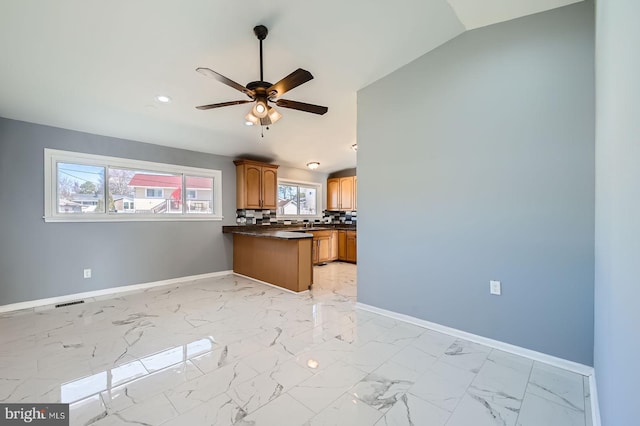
xmin=0 ymin=118 xmax=237 ymax=305
xmin=357 ymin=2 xmax=594 ymax=364
xmin=594 ymin=0 xmax=640 ymax=423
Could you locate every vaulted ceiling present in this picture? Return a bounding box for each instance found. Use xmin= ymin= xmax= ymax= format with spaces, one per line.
xmin=0 ymin=0 xmax=581 ymax=172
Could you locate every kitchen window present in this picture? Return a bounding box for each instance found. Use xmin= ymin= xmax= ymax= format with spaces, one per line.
xmin=277 ymin=180 xmax=321 ymax=218
xmin=44 ymin=149 xmax=223 ymax=222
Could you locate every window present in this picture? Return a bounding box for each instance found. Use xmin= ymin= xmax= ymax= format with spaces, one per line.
xmin=277 ymin=180 xmax=321 ymax=218
xmin=145 ymin=188 xmax=164 ymax=198
xmin=44 ymin=149 xmax=223 ymax=222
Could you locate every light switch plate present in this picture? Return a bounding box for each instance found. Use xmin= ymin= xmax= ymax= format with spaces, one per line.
xmin=490 ymin=280 xmax=501 ymax=295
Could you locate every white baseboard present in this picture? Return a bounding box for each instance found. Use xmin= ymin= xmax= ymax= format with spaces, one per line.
xmin=356 ymin=302 xmax=594 ymax=377
xmin=0 ymin=270 xmax=233 ymax=314
xmin=232 ymin=273 xmax=309 ymax=295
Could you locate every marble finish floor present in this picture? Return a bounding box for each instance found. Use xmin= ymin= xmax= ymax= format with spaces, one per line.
xmin=0 ymin=262 xmax=592 ymax=425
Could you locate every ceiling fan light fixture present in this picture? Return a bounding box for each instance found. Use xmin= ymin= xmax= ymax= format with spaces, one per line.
xmin=244 ymin=111 xmax=259 ymax=126
xmin=267 ymin=106 xmax=282 ymax=124
xmin=253 ymin=99 xmax=268 ymax=118
xmin=307 ymin=162 xmax=320 ymax=170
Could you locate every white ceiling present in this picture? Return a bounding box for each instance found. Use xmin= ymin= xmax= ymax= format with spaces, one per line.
xmin=0 ymin=0 xmax=581 ymax=173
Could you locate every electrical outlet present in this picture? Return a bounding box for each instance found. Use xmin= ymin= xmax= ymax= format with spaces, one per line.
xmin=83 ymin=269 xmax=92 ymax=279
xmin=490 ymin=280 xmax=501 ymax=295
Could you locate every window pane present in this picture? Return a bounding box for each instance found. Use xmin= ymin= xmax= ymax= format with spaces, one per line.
xmin=278 ymin=184 xmax=298 ymax=215
xmin=57 ymin=162 xmax=105 ymax=214
xmin=185 ymin=176 xmax=213 ymax=214
xmin=108 ymin=167 xmax=136 ymax=213
xmin=110 ymin=169 xmax=182 ymax=214
xmin=299 ymin=186 xmax=317 ymax=215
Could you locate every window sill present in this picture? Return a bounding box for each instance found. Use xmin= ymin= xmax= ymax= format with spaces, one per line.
xmin=44 ymin=215 xmax=224 ymax=223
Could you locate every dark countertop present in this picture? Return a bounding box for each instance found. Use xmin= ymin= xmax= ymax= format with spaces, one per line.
xmin=227 ymin=229 xmax=313 ymax=240
xmin=223 ymin=224 xmax=356 ymax=233
xmin=223 ymin=224 xmax=356 ymax=240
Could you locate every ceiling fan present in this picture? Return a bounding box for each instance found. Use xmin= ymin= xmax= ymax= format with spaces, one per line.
xmin=195 ymin=25 xmax=328 ymax=127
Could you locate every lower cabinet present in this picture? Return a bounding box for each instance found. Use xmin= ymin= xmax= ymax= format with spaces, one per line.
xmin=312 ymin=229 xmax=357 ymax=265
xmin=338 ymin=230 xmax=357 ymax=263
xmin=311 ymin=230 xmax=333 ymax=265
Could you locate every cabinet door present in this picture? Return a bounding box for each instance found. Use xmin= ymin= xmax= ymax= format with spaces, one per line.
xmin=339 ymin=177 xmax=354 ymax=210
xmin=330 ymin=231 xmax=339 ymax=261
xmin=346 ymin=231 xmax=357 ymax=263
xmin=327 ymin=178 xmax=340 ymax=211
xmin=318 ymin=236 xmax=331 ymax=263
xmin=244 ymin=165 xmax=262 ymax=209
xmin=261 ymin=166 xmax=278 ymax=209
xmin=338 ymin=231 xmax=347 ymax=260
xmin=311 ymin=237 xmax=319 ymax=264
xmin=354 ymin=176 xmax=357 ymax=211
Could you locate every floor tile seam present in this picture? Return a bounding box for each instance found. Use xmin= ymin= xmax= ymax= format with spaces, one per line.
xmin=286 ymin=386 xmax=349 ymax=417
xmin=404 ymin=390 xmax=456 ymax=425
xmin=467 ymin=353 xmax=534 ymax=400
xmin=513 ymin=356 xmax=536 ymax=425
xmin=525 ymin=383 xmax=586 ymax=413
xmin=161 ymin=390 xmax=183 ymax=421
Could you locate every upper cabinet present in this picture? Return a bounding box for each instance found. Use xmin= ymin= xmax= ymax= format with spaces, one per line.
xmin=327 ymin=176 xmax=356 ymax=211
xmin=234 ymin=160 xmax=279 ymax=209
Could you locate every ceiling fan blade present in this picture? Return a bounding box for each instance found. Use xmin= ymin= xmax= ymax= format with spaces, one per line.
xmin=267 ymin=69 xmax=313 ymax=98
xmin=196 ymin=100 xmax=252 ymax=110
xmin=196 ymin=67 xmax=254 ymax=96
xmin=275 ymin=99 xmax=328 ymax=115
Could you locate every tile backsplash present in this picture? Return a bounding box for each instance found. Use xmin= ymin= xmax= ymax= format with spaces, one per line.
xmin=236 ymin=209 xmax=357 ymax=225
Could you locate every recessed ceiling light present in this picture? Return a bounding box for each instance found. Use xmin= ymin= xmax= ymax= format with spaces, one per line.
xmin=351 ymin=144 xmax=358 ymax=152
xmin=245 ymin=121 xmax=254 ymax=126
xmin=155 ymin=95 xmax=171 ymax=103
xmin=307 ymin=162 xmax=320 ymax=170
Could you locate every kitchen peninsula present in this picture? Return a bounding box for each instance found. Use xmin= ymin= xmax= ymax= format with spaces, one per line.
xmin=224 ymin=228 xmax=314 ymax=292
xmin=223 ymin=224 xmax=357 ymax=292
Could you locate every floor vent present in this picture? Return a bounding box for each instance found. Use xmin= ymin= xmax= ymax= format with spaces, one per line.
xmin=55 ymin=300 xmax=85 ymax=308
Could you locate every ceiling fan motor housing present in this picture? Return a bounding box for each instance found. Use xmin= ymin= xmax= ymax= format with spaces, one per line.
xmin=253 ymin=25 xmax=268 ymax=40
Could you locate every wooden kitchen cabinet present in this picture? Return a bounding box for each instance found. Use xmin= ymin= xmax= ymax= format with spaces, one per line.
xmin=234 ymin=159 xmax=279 ymax=210
xmin=330 ymin=230 xmax=339 ymax=261
xmin=327 ymin=176 xmax=355 ymax=211
xmin=311 ymin=230 xmax=332 ymax=265
xmin=354 ymin=176 xmax=357 ymax=211
xmin=338 ymin=231 xmax=347 ymax=259
xmin=346 ymin=231 xmax=357 ymax=263
xmin=338 ymin=230 xmax=357 ymax=263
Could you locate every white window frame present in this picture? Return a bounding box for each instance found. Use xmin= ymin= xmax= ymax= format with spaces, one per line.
xmin=44 ymin=148 xmax=223 ymax=222
xmin=145 ymin=188 xmax=164 ymax=198
xmin=276 ymin=179 xmax=322 ymax=220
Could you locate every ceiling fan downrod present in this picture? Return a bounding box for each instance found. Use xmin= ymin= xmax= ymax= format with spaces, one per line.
xmin=254 ymin=25 xmax=268 ymax=82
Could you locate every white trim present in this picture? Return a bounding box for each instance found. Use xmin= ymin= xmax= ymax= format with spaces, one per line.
xmin=43 ymin=215 xmax=223 ymax=223
xmin=233 ymin=272 xmax=310 ymax=295
xmin=0 ymin=270 xmax=233 ymax=314
xmin=44 ymin=148 xmax=223 ymax=222
xmin=589 ymin=373 xmax=602 ymax=426
xmin=355 ymin=302 xmax=594 ymax=377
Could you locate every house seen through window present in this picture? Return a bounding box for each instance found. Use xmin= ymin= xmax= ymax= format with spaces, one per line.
xmin=277 ymin=181 xmax=319 ymax=217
